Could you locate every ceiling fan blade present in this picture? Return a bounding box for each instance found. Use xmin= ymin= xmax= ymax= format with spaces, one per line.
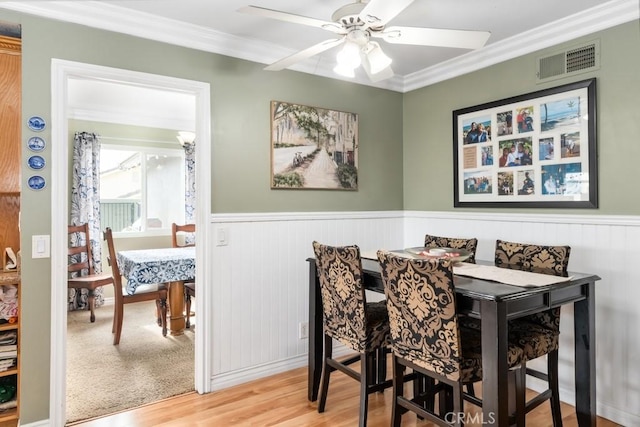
xmin=238 ymin=6 xmax=345 ymax=34
xmin=377 ymin=26 xmax=491 ymax=49
xmin=264 ymin=38 xmax=345 ymax=71
xmin=358 ymin=0 xmax=415 ymax=27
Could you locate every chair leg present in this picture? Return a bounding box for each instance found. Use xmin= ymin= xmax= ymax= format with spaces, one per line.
xmin=452 ymin=384 xmax=464 ymax=427
xmin=112 ymin=303 xmax=124 ymax=345
xmin=111 ymin=301 xmax=118 ymax=334
xmin=439 ymin=383 xmax=453 ymax=418
xmin=391 ymin=355 xmax=405 ymax=427
xmin=514 ymin=365 xmax=527 ymax=427
xmin=185 ymin=290 xmax=192 ymax=329
xmin=359 ymin=352 xmax=370 ymax=427
xmin=376 ymin=347 xmax=387 ymax=386
xmin=318 ymin=334 xmax=332 ymax=413
xmin=548 ymin=350 xmax=563 ymax=427
xmin=155 ymin=299 xmax=162 ymax=326
xmin=159 ymin=298 xmax=168 ymax=337
xmin=87 ymin=289 xmax=96 ymax=323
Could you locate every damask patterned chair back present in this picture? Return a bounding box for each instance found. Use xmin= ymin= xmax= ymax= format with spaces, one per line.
xmin=495 ymin=239 xmax=571 ymax=330
xmin=424 ymin=234 xmax=478 ymax=264
xmin=377 ymin=250 xmax=464 ymax=381
xmin=312 ymin=241 xmax=376 ymax=352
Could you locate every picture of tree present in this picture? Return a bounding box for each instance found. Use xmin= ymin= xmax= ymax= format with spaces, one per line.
xmin=271 ymin=101 xmax=358 ymax=190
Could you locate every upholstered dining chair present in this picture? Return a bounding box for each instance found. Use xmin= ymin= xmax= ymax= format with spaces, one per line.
xmin=104 ymin=227 xmax=168 ymax=345
xmin=377 ymin=250 xmax=526 ymax=426
xmin=312 ymin=241 xmax=392 ymax=427
xmin=68 ymin=223 xmax=115 ymax=323
xmin=495 ymin=239 xmax=571 ymax=427
xmin=424 ymin=233 xmax=478 ymax=263
xmin=172 ymin=223 xmax=196 ymax=328
xmin=425 ymin=233 xmax=480 ymax=398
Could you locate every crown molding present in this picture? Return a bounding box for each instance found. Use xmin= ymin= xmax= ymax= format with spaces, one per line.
xmin=403 ymin=0 xmax=639 ymax=91
xmin=1 ymin=0 xmax=637 ymax=93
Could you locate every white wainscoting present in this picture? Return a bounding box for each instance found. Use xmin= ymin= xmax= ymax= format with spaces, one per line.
xmin=209 ymin=211 xmax=640 ymax=426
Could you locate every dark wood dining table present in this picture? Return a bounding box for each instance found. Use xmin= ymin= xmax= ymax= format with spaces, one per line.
xmin=307 ymin=255 xmax=601 ymax=426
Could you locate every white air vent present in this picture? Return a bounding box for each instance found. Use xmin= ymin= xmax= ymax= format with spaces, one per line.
xmin=536 ymin=40 xmax=600 ymax=83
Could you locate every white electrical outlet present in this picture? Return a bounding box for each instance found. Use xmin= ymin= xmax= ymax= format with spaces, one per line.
xmin=299 ymin=322 xmax=309 ymax=339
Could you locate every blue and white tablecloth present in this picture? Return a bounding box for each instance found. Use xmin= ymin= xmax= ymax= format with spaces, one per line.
xmin=117 ymin=247 xmax=196 ymax=295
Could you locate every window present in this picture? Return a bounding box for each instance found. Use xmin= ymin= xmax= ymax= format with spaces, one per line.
xmin=100 ymin=144 xmax=185 ymax=234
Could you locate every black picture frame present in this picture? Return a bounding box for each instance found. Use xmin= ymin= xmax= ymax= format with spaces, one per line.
xmin=453 ymin=78 xmax=597 ymax=208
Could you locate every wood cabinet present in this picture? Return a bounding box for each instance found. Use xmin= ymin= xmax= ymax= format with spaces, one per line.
xmin=0 ymin=34 xmax=20 ymax=426
xmin=0 ymin=35 xmax=21 ymax=259
xmin=0 ymin=35 xmax=21 ymax=195
xmin=0 ymin=272 xmax=19 ymax=425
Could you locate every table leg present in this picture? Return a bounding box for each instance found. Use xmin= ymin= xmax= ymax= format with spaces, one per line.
xmin=308 ymin=260 xmax=323 ymax=402
xmin=574 ymin=282 xmax=596 ymax=427
xmin=480 ymin=299 xmax=510 ymax=426
xmin=168 ymin=280 xmax=186 ymax=336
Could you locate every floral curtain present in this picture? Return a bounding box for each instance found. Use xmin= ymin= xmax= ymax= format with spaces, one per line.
xmin=184 ymin=141 xmax=196 ymax=244
xmin=68 ymin=132 xmax=105 ymax=311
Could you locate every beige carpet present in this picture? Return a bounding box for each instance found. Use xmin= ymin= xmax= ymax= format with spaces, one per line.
xmin=66 ymin=300 xmax=195 ymax=424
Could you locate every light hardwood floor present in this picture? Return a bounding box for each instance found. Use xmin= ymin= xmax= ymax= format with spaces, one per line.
xmin=70 ymin=365 xmax=619 ymax=427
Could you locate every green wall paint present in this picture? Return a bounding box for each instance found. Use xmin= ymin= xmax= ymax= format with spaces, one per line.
xmin=403 ymin=20 xmax=640 ymax=214
xmin=1 ymin=9 xmax=403 ymax=423
xmin=3 ymin=5 xmax=638 ymax=423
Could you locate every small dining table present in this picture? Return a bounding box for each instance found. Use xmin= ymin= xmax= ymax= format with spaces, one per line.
xmin=307 ymin=251 xmax=601 ymax=426
xmin=117 ymin=246 xmax=195 ymax=336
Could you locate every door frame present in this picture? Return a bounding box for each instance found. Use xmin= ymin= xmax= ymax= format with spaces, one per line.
xmin=50 ymin=59 xmax=212 ymax=425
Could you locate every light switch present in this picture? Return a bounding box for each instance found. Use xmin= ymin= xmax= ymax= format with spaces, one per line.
xmin=216 ymin=227 xmax=229 ymax=246
xmin=32 ymin=235 xmax=51 ymax=258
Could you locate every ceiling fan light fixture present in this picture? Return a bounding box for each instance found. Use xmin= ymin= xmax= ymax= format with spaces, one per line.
xmin=333 ymin=63 xmax=356 ymax=78
xmin=364 ymin=43 xmax=392 ymax=74
xmin=335 ymin=41 xmax=361 ymax=69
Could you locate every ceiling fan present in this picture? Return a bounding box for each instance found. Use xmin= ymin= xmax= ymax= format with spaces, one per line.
xmin=238 ymin=0 xmax=491 ymax=82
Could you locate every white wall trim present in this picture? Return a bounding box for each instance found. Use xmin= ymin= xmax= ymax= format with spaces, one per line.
xmin=211 ymin=210 xmax=404 ymax=223
xmin=404 ymin=210 xmax=640 ymax=227
xmin=210 ymin=346 xmax=352 ymax=392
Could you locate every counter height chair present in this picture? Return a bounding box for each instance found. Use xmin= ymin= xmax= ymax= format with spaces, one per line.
xmin=312 ymin=241 xmax=393 ymax=427
xmin=425 ymin=233 xmax=480 ymax=397
xmin=172 ymin=223 xmax=196 ymax=328
xmin=424 ymin=234 xmax=478 ymax=264
xmin=105 ymin=227 xmax=168 ymax=345
xmin=68 ymin=223 xmax=115 ymax=323
xmin=377 ymin=251 xmax=526 ymax=426
xmin=495 ymin=239 xmax=571 ymax=427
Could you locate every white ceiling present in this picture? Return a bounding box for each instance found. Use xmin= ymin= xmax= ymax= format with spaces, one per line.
xmin=2 ymin=0 xmax=638 ymax=92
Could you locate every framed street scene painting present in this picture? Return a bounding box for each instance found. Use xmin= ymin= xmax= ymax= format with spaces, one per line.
xmin=271 ymin=101 xmax=358 ymax=190
xmin=453 ymin=78 xmax=597 ymax=208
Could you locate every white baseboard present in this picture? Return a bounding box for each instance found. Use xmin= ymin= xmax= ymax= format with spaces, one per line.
xmin=517 ymin=359 xmax=638 ymax=426
xmin=210 ymin=343 xmax=353 ymax=392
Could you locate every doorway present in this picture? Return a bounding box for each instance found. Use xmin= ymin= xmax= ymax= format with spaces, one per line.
xmin=50 ymin=60 xmax=212 ymax=426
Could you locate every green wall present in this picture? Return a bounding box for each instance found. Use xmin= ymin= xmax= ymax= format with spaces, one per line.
xmin=4 ymin=5 xmax=638 ymax=423
xmin=403 ymin=20 xmax=640 ymax=214
xmin=0 ymin=9 xmax=404 ymax=423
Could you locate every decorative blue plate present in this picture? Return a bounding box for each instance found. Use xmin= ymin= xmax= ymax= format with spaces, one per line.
xmin=28 ymin=155 xmax=45 ymax=170
xmin=27 ymin=116 xmax=46 ymax=131
xmin=28 ymin=175 xmax=46 ymax=190
xmin=27 ymin=136 xmax=46 ymax=152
